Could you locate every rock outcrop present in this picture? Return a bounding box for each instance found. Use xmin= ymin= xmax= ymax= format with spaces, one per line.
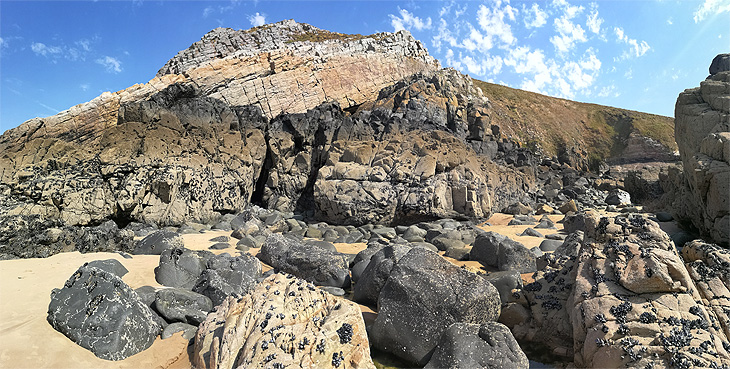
xmin=192 ymin=273 xmax=374 ymax=369
xmin=672 ymin=53 xmax=730 ymax=245
xmin=508 ymin=211 xmax=730 ymax=368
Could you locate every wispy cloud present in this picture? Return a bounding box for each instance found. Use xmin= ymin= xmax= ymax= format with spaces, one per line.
xmin=96 ymin=56 xmax=122 ymax=73
xmin=614 ymin=27 xmax=650 ymax=60
xmin=523 ymin=3 xmax=547 ymax=29
xmin=694 ymin=0 xmax=730 ymax=22
xmin=80 ymin=83 xmax=90 ymax=91
xmin=476 ymin=1 xmax=517 ymax=47
xmin=549 ymin=0 xmax=586 ymax=53
xmin=31 ymin=42 xmax=62 ymax=57
xmin=586 ymin=5 xmax=603 ymax=34
xmin=390 ymin=8 xmax=432 ymax=32
xmin=248 ymin=12 xmax=266 ymax=27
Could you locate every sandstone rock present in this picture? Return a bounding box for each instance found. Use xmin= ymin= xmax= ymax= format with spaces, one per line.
xmin=370 ymin=247 xmax=501 ymax=366
xmin=673 ymin=54 xmax=730 ymax=245
xmin=192 ymin=273 xmax=374 ymax=369
xmin=424 ymin=322 xmax=529 ymax=369
xmin=558 ymin=199 xmax=578 ymax=214
xmin=47 ymin=265 xmax=161 ymax=360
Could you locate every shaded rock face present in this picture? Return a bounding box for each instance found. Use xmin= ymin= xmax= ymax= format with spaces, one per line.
xmin=47 ymin=265 xmax=161 ymax=361
xmin=370 ymin=247 xmax=501 ymax=366
xmin=0 ymin=215 xmax=133 ymax=259
xmin=672 ymin=54 xmax=730 ymax=245
xmin=424 ymin=322 xmax=529 ymax=369
xmin=509 ymin=212 xmax=730 ymax=368
xmin=192 ymin=273 xmax=374 ymax=369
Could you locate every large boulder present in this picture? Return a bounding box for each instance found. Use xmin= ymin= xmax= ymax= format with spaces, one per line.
xmin=47 ymin=265 xmax=161 ymax=360
xmin=192 ymin=273 xmax=375 ymax=369
xmin=154 ymin=288 xmax=213 ymax=325
xmin=424 ymin=322 xmax=528 ymax=369
xmin=370 ymin=247 xmax=501 ymax=366
xmin=470 ymin=230 xmax=536 ymax=273
xmin=154 ymin=247 xmax=209 ymax=289
xmin=133 ymin=230 xmax=184 ymax=255
xmin=672 ymin=53 xmax=730 ymax=245
xmin=193 ymin=253 xmax=262 ymax=306
xmin=257 ymin=233 xmax=350 ymax=288
xmin=352 ymin=244 xmax=410 ymax=306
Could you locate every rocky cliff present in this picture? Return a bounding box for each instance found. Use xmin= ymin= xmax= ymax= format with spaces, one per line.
xmin=0 ymin=20 xmax=529 ymax=230
xmin=671 ymin=53 xmax=730 ymax=245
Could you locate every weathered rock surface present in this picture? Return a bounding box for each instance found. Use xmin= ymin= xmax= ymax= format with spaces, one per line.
xmin=470 ymin=230 xmax=536 ymax=273
xmin=47 ymin=265 xmax=161 ymax=360
xmin=370 ymin=247 xmax=501 ymax=366
xmin=154 ymin=288 xmax=213 ymax=325
xmin=258 ymin=233 xmax=350 ymax=288
xmin=510 ymin=211 xmax=730 ymax=367
xmin=424 ymin=322 xmax=529 ymax=369
xmin=672 ymin=54 xmax=730 ymax=245
xmin=133 ymin=230 xmax=184 ymax=255
xmin=352 ymin=244 xmax=410 ymax=306
xmin=192 ymin=273 xmax=374 ymax=369
xmin=155 ymin=247 xmax=209 ymax=289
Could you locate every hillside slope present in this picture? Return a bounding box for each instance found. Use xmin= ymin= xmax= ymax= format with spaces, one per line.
xmin=473 ymin=80 xmax=677 ymax=169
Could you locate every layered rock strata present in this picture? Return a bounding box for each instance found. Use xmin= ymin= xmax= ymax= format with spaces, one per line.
xmin=672 ymin=53 xmax=730 ymax=245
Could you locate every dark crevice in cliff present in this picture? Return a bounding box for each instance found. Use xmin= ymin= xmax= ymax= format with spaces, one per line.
xmin=250 ymin=134 xmax=274 ymax=208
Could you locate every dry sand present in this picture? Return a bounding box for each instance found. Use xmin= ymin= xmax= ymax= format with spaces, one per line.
xmin=0 ymin=214 xmax=567 ymax=368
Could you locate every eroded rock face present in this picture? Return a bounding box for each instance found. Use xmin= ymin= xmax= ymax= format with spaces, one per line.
xmin=424 ymin=322 xmax=528 ymax=369
xmin=192 ymin=273 xmax=374 ymax=369
xmin=510 ymin=212 xmax=730 ymax=368
xmin=672 ymin=54 xmax=730 ymax=245
xmin=47 ymin=265 xmax=161 ymax=361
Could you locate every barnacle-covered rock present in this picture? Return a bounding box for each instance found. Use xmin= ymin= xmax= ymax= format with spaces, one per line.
xmin=192 ymin=273 xmax=374 ymax=369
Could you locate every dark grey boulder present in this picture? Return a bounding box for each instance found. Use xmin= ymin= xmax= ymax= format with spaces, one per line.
xmin=431 ymin=234 xmax=466 ymax=251
xmin=402 ymin=225 xmax=427 ymax=242
xmin=470 ymin=231 xmax=536 ymax=273
xmin=353 ymin=245 xmax=410 ymax=306
xmin=154 ymin=288 xmax=213 ymax=325
xmin=519 ymin=228 xmax=543 ymax=237
xmin=370 ymin=248 xmax=501 ymax=366
xmin=534 ymin=218 xmax=556 ymax=229
xmin=209 ymin=235 xmax=229 ymax=242
xmin=655 ymin=212 xmax=674 ymax=222
xmin=303 ymin=239 xmax=337 ymax=252
xmin=209 ymin=242 xmax=229 ymax=250
xmin=133 ymin=230 xmax=183 ymax=255
xmin=444 ymin=246 xmax=470 ymax=261
xmin=605 ymin=189 xmax=631 ymax=206
xmin=193 ymin=268 xmax=259 ymax=306
xmin=545 ymin=233 xmax=566 ymax=240
xmin=424 ymin=322 xmax=529 ymax=369
xmin=134 ymin=286 xmax=158 ymax=308
xmin=193 ymin=253 xmax=262 ymax=306
xmin=483 ymin=270 xmax=522 ymax=305
xmin=257 ymin=234 xmax=350 ymax=288
xmin=351 ymin=245 xmax=386 ymax=283
xmin=154 ymin=247 xmax=208 ymax=289
xmin=709 ymin=53 xmax=730 ymax=75
xmin=47 ymin=265 xmax=161 ymax=361
xmin=86 ymin=259 xmax=128 ymax=277
xmin=161 ymin=322 xmax=197 ymax=340
xmin=539 ymin=239 xmax=563 ymax=252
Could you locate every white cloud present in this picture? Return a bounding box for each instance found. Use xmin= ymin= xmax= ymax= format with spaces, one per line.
xmin=432 ymin=18 xmax=458 ymax=51
xmin=80 ymin=84 xmax=90 ymax=91
xmin=523 ymin=3 xmax=547 ymax=29
xmin=614 ymin=27 xmax=650 ymax=59
xmin=694 ymin=0 xmax=730 ymax=22
xmin=476 ymin=1 xmax=517 ymax=47
xmin=31 ymin=42 xmax=62 ymax=56
xmin=598 ymin=85 xmax=619 ymax=98
xmin=96 ymin=56 xmax=122 ymax=73
xmin=248 ymin=12 xmax=266 ymax=27
xmin=203 ymin=6 xmax=214 ymax=18
xmin=666 ymin=17 xmax=673 ymax=25
xmin=76 ymin=39 xmax=91 ymax=51
xmin=390 ymin=8 xmax=432 ymax=32
xmin=549 ymin=0 xmax=587 ymax=53
xmin=586 ymin=7 xmax=603 ymax=34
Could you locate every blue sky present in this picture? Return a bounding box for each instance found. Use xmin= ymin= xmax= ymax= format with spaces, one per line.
xmin=1 ymin=0 xmax=728 ymax=132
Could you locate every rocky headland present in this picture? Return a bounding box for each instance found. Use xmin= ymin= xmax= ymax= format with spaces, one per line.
xmin=0 ymin=20 xmax=728 ymax=369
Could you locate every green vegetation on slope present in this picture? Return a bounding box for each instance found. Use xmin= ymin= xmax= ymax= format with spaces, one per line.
xmin=472 ymin=79 xmax=676 ymax=164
